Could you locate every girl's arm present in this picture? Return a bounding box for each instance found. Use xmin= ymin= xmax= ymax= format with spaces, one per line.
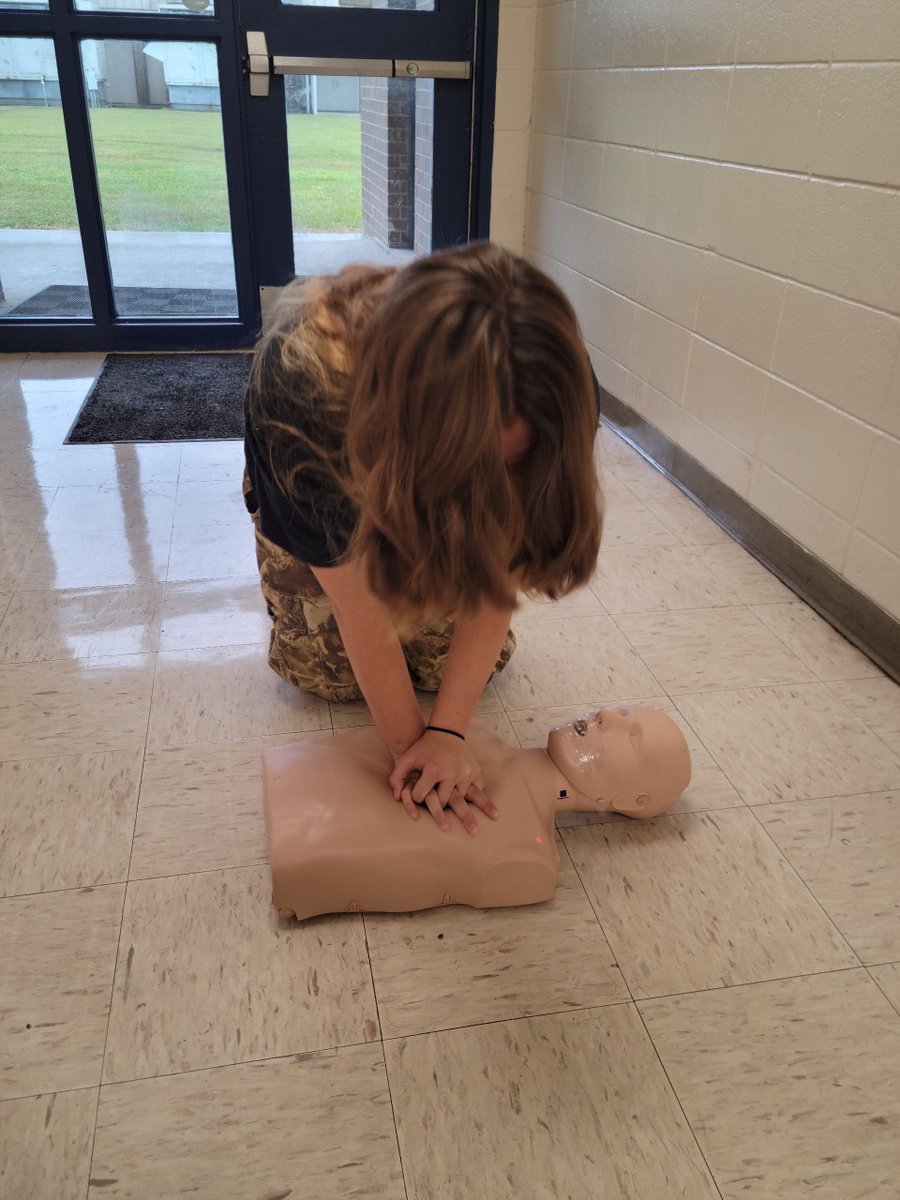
xmin=387 ymin=601 xmax=515 ymax=829
xmin=311 ymin=562 xmax=513 ymax=835
xmin=310 ymin=557 xmax=424 ymax=759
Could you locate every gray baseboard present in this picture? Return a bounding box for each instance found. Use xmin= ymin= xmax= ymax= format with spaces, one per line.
xmin=598 ymin=386 xmax=899 ymax=684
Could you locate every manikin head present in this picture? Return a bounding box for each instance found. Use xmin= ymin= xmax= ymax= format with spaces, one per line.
xmin=547 ymin=706 xmax=691 ymax=818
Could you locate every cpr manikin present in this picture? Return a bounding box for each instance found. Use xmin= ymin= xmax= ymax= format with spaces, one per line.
xmin=262 ymin=707 xmax=691 ymax=921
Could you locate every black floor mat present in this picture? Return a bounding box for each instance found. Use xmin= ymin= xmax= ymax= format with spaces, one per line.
xmin=9 ymin=284 xmax=238 ymax=318
xmin=65 ymin=352 xmax=252 ymax=444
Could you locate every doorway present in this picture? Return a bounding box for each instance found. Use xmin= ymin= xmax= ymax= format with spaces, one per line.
xmin=0 ymin=0 xmax=495 ymax=352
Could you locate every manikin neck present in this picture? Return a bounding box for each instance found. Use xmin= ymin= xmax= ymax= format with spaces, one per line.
xmin=530 ymin=748 xmax=600 ymax=814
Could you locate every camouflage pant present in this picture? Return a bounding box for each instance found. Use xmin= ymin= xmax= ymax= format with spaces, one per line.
xmin=245 ymin=476 xmax=516 ymax=703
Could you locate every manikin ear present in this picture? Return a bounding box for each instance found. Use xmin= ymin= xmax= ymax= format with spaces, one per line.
xmin=610 ymin=792 xmax=653 ymax=815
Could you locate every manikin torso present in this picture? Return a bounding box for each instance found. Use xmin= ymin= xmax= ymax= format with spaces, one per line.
xmin=262 ymin=708 xmax=691 ymax=922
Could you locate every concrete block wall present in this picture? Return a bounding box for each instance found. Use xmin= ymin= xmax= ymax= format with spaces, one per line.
xmin=514 ymin=0 xmax=900 ymax=622
xmin=489 ymin=0 xmax=538 ymax=253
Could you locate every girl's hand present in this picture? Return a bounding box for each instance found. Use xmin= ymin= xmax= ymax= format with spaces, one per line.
xmin=389 ymin=731 xmax=500 ymax=835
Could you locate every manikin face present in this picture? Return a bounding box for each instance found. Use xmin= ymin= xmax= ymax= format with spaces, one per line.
xmin=547 ymin=706 xmax=691 ymax=818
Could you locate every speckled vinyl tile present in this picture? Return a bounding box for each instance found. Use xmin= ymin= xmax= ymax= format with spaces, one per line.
xmin=157 ymin=578 xmax=270 ymax=652
xmin=166 ymin=520 xmax=257 ymax=582
xmin=561 ymin=809 xmax=857 ymax=999
xmin=606 ymin=456 xmax=681 ymax=502
xmin=384 ymin=1004 xmax=720 ymax=1200
xmin=91 ymin=1047 xmax=404 ymax=1200
xmin=869 ymin=962 xmax=900 ymax=1014
xmin=615 ymin=606 xmax=816 ymax=694
xmin=514 ymin=584 xmax=606 ymax=619
xmin=751 ymin=601 xmax=882 ymax=681
xmin=645 ymin=490 xmax=733 ymax=545
xmin=42 ymin=482 xmax=177 ymax=535
xmin=695 ymin=540 xmax=796 ymax=604
xmin=496 ymin=615 xmax=661 ymax=709
xmin=18 ymin=524 xmax=174 ymax=589
xmin=0 ymin=654 xmax=155 ymax=761
xmin=173 ymin=478 xmax=247 ymax=527
xmin=0 ymin=485 xmax=56 ymax=530
xmin=0 ymin=751 xmax=142 ymax=898
xmin=330 ymin=681 xmax=503 ymax=731
xmin=597 ymin=502 xmax=684 ymax=552
xmin=130 ymin=732 xmax=332 ymax=879
xmin=9 ymin=444 xmax=182 ymax=491
xmin=0 ymin=1088 xmax=96 ymax=1200
xmin=0 ymin=525 xmax=43 ymax=591
xmin=0 ymin=585 xmax=164 ymax=664
xmin=178 ymin=440 xmax=244 ymax=483
xmin=676 ymin=683 xmax=900 ymax=805
xmin=596 ymin=422 xmax=638 ymax=464
xmin=827 ymin=674 xmax=900 ymax=748
xmin=0 ymin=886 xmax=123 ymax=1100
xmin=146 ymin=645 xmax=330 ymax=750
xmin=591 ymin=544 xmax=736 ymax=613
xmin=365 ymin=844 xmax=628 ymax=1039
xmin=639 ymin=970 xmax=900 ymax=1200
xmin=102 ymin=866 xmax=378 ymax=1083
xmin=755 ymin=791 xmax=900 ymax=965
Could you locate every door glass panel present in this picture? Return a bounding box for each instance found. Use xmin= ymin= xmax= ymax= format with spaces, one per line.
xmin=287 ymin=73 xmax=432 ymax=275
xmin=0 ymin=37 xmax=92 ymax=318
xmin=282 ymin=1 xmax=435 ymax=11
xmin=74 ymin=1 xmax=214 ymax=14
xmin=80 ymin=38 xmax=238 ymax=317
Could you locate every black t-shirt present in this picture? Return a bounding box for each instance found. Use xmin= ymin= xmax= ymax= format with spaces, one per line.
xmin=243 ymin=373 xmax=356 ymax=567
xmin=244 ymin=364 xmax=603 ymax=568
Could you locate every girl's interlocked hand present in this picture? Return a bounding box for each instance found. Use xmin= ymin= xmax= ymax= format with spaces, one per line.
xmin=389 ymin=730 xmax=500 ymax=835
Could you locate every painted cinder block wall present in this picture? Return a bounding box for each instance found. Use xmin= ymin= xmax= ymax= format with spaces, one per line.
xmin=492 ymin=0 xmax=900 ymax=624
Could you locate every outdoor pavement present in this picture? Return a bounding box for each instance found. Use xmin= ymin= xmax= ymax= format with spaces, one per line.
xmin=0 ymin=229 xmax=413 ymax=314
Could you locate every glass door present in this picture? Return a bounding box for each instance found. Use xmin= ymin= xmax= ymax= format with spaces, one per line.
xmin=237 ymin=0 xmax=484 ymax=316
xmin=0 ymin=0 xmax=492 ymax=351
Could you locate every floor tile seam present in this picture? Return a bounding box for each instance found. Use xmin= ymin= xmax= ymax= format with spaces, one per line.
xmin=0 ymin=1082 xmax=100 ymax=1108
xmin=144 ymin=722 xmax=333 ymax=755
xmin=632 ymin=1002 xmax=726 ymax=1200
xmin=633 ymin=963 xmax=870 ymax=1009
xmin=380 ymin=997 xmax=643 ymax=1046
xmin=743 ymin=603 xmax=882 ymax=686
xmin=740 ymin=803 xmax=865 ymax=967
xmin=746 ymin=786 xmax=900 ymax=813
xmin=87 ymin=637 xmax=161 ymax=1191
xmin=552 ymin=834 xmax=637 ymax=1005
xmin=362 ymin=914 xmax=411 ymax=1200
xmin=586 ymin=598 xmax=794 ymax=618
xmin=97 ymin=1036 xmax=382 ymax=1092
xmin=652 ymin=694 xmax=749 ymax=801
xmin=670 ymin=681 xmax=900 ymax=781
xmin=866 ymin=966 xmax=900 ymax=1018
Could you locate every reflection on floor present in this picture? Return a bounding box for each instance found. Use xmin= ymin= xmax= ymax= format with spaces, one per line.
xmin=1 ymin=352 xmax=899 ymax=1199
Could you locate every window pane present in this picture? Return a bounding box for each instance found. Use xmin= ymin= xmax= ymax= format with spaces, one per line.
xmin=287 ymin=73 xmax=432 ymax=275
xmin=81 ymin=39 xmax=238 ymax=317
xmin=0 ymin=37 xmax=92 ymax=318
xmin=74 ymin=1 xmax=214 ymax=16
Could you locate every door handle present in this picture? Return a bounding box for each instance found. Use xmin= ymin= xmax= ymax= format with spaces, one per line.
xmin=244 ymin=32 xmax=470 ymax=97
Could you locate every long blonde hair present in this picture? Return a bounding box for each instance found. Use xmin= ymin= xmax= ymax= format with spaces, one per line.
xmin=248 ymin=243 xmax=603 ymax=616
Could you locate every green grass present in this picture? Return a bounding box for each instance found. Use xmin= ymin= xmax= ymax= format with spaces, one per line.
xmin=0 ymin=106 xmax=362 ymax=232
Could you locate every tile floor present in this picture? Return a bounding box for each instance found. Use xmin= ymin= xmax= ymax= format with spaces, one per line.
xmin=1 ymin=352 xmax=899 ymax=1199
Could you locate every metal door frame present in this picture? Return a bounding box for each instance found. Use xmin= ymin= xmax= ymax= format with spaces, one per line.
xmin=0 ymin=0 xmax=498 ymax=353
